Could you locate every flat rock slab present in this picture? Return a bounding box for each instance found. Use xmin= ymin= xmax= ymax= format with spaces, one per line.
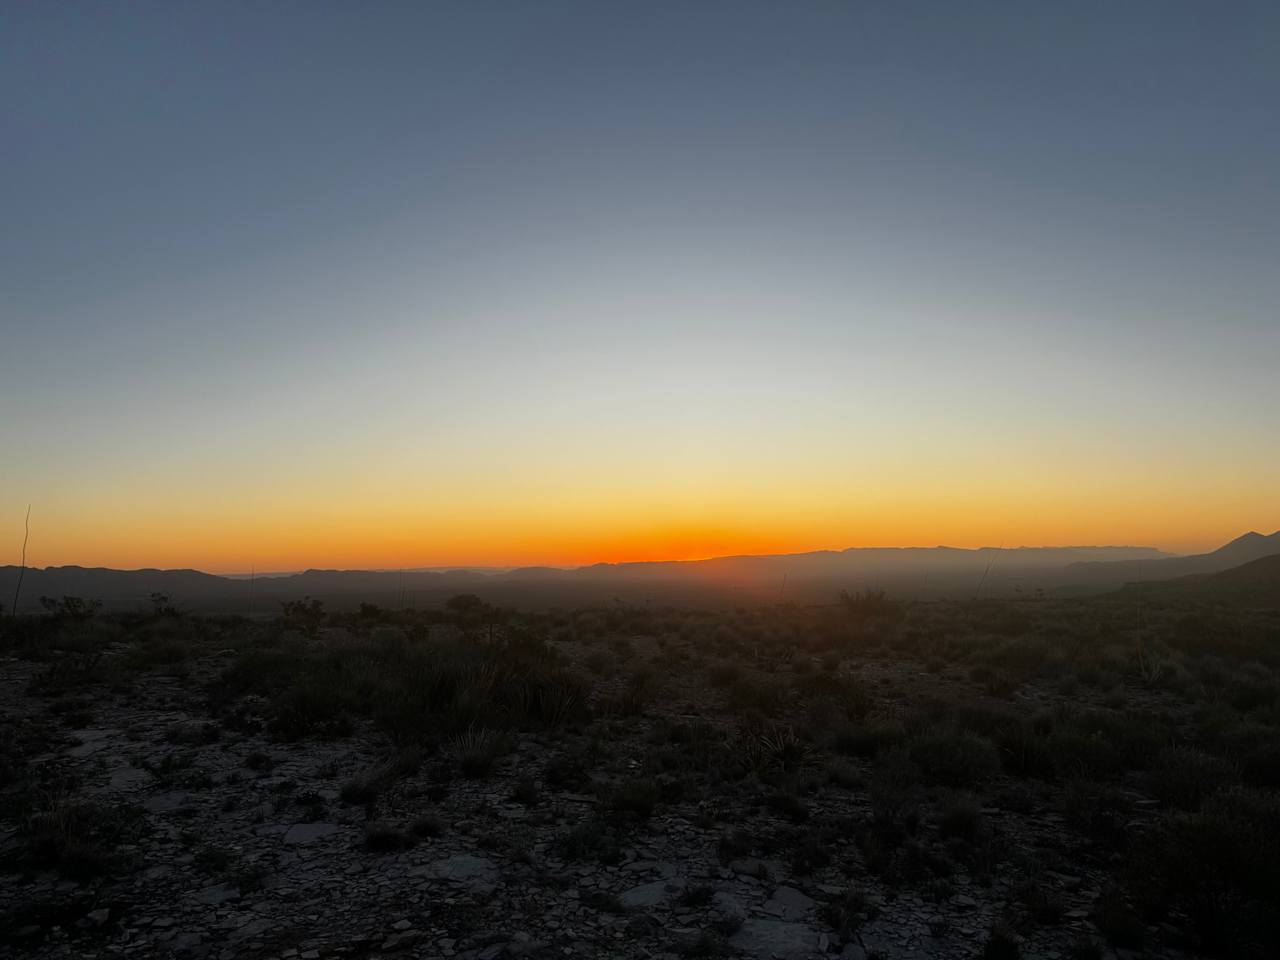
xmin=90 ymin=764 xmax=152 ymax=794
xmin=624 ymin=860 xmax=680 ymax=878
xmin=731 ymin=919 xmax=823 ymax=959
xmin=762 ymin=886 xmax=816 ymax=920
xmin=193 ymin=883 xmax=241 ymax=906
xmin=713 ymin=891 xmax=747 ymax=920
xmin=229 ymin=916 xmax=275 ymax=943
xmin=283 ymin=823 xmax=341 ymax=845
xmin=619 ymin=878 xmax=685 ymax=910
xmin=142 ymin=792 xmax=189 ymax=813
xmin=415 ymin=855 xmax=498 ymax=883
xmin=65 ymin=730 xmax=122 ymax=758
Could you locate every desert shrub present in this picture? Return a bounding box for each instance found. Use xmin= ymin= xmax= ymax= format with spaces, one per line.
xmin=20 ymin=783 xmax=146 ymax=882
xmin=270 ymin=680 xmax=354 ymax=741
xmin=910 ymin=730 xmax=1001 ymax=787
xmin=281 ymin=597 xmax=326 ymax=636
xmin=1146 ymin=746 xmax=1237 ymax=810
xmin=27 ymin=651 xmax=109 ymax=694
xmin=555 ymin=817 xmax=621 ymax=864
xmin=598 ymin=667 xmax=660 ymax=717
xmin=36 ymin=596 xmax=98 ymax=620
xmin=706 ymin=661 xmax=741 ymax=688
xmin=724 ymin=676 xmax=783 ymax=715
xmin=830 ymin=719 xmax=906 ymax=758
xmin=339 ymin=776 xmax=379 ymax=805
xmin=765 ymin=790 xmax=809 ymax=823
xmin=216 ymin=631 xmax=589 ymax=743
xmin=821 ymin=886 xmax=877 ymax=939
xmin=936 ymin=796 xmax=984 ymax=841
xmin=949 ymin=701 xmax=1021 ymax=738
xmin=545 ymin=752 xmax=593 ymax=791
xmin=340 ymin=748 xmax=420 ymax=804
xmin=1046 ymin=729 xmax=1121 ymax=781
xmin=1061 ymin=779 xmax=1131 ymax=847
xmin=411 ymin=813 xmax=444 ymax=838
xmin=1065 ymin=936 xmax=1103 ymax=960
xmin=450 ymin=727 xmax=507 ymax=779
xmin=716 ymin=828 xmax=754 ymax=863
xmin=511 ymin=775 xmax=540 ymax=805
xmin=1013 ymin=876 xmax=1066 ymax=925
xmin=1229 ymin=678 xmax=1279 ymax=713
xmin=213 ymin=645 xmax=308 ymax=700
xmin=164 ymin=720 xmax=220 ymax=745
xmin=1092 ymin=895 xmax=1146 ymax=949
xmin=859 ymin=755 xmax=925 ymax=879
xmin=788 ymin=825 xmax=836 ymax=873
xmin=680 ymin=884 xmax=716 ymax=907
xmin=748 ymin=725 xmax=810 ymax=775
xmin=1130 ymin=787 xmax=1280 ymax=956
xmin=1241 ymin=741 xmax=1280 ymax=788
xmin=982 ymin=922 xmax=1020 ymax=960
xmin=607 ymin=778 xmax=659 ymax=821
xmin=123 ymin=628 xmax=193 ymax=670
xmin=840 ymin=589 xmax=903 ymax=623
xmin=827 ymin=760 xmax=863 ymax=790
xmin=244 ymin=751 xmax=275 ymax=771
xmin=794 ymin=671 xmax=873 ymax=720
xmin=992 ymin=721 xmax=1056 ymax=779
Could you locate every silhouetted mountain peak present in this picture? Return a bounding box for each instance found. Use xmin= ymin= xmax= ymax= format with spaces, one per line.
xmin=1213 ymin=531 xmax=1280 ymax=560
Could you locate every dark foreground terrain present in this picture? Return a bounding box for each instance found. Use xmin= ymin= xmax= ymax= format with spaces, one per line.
xmin=2 ymin=589 xmax=1279 ymax=960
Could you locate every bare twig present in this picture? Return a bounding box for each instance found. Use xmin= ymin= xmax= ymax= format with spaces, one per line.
xmin=973 ymin=541 xmax=1003 ymax=601
xmin=11 ymin=504 xmax=30 ymax=617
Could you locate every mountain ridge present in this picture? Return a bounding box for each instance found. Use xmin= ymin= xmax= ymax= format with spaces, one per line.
xmin=5 ymin=535 xmax=1275 ymax=612
xmin=1062 ymin=530 xmax=1280 ymax=589
xmin=1115 ymin=552 xmax=1280 ymax=607
xmin=0 ymin=541 xmax=1178 ymax=612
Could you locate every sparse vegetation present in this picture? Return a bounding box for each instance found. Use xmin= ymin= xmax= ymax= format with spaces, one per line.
xmin=2 ymin=588 xmax=1279 ymax=957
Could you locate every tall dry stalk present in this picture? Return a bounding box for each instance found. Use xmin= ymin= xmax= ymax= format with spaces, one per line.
xmin=10 ymin=504 xmax=30 ymax=617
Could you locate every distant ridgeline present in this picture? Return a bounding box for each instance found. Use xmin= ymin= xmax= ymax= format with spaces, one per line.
xmin=2 ymin=532 xmax=1277 ymax=613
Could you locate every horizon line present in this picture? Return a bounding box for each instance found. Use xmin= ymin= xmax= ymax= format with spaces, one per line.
xmin=2 ymin=538 xmax=1208 ymax=579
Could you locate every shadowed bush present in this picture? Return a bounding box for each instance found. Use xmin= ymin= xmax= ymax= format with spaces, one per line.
xmin=1129 ymin=787 xmax=1280 ymax=956
xmin=214 ymin=630 xmax=589 ymax=743
xmin=910 ymin=730 xmax=1001 ymax=787
xmin=18 ymin=782 xmax=146 ymax=882
xmin=1145 ymin=746 xmax=1237 ymax=810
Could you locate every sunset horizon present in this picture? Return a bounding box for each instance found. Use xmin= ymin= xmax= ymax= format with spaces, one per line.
xmin=5 ymin=4 xmax=1278 ymax=581
xmin=4 ymin=5 xmax=1280 ymax=956
xmin=7 ymin=522 xmax=1269 ymax=576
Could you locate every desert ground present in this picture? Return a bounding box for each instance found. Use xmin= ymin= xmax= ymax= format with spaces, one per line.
xmin=2 ymin=590 xmax=1278 ymax=960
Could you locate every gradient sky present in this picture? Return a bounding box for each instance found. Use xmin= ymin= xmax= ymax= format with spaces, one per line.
xmin=3 ymin=2 xmax=1278 ymax=572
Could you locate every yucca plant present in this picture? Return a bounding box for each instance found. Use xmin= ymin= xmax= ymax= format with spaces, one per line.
xmin=449 ymin=725 xmax=507 ymax=779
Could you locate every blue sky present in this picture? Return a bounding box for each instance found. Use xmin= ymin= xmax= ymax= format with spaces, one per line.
xmin=2 ymin=2 xmax=1278 ymax=568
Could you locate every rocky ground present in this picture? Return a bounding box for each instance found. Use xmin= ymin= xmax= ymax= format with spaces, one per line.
xmin=3 ymin=600 xmax=1276 ymax=959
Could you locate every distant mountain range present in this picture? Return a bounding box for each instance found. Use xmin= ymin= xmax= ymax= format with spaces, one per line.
xmin=1062 ymin=531 xmax=1280 ymax=589
xmin=1 ymin=533 xmax=1276 ymax=613
xmin=1115 ymin=551 xmax=1280 ymax=607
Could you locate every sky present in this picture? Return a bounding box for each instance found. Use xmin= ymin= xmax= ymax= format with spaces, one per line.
xmin=2 ymin=2 xmax=1278 ymax=572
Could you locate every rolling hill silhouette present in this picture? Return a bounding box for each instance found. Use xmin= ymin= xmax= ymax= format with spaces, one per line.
xmin=0 ymin=542 xmax=1175 ymax=612
xmin=1062 ymin=530 xmax=1280 ymax=590
xmin=3 ymin=534 xmax=1274 ymax=613
xmin=1115 ymin=552 xmax=1280 ymax=607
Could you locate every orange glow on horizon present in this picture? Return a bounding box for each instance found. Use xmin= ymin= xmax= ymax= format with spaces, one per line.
xmin=7 ymin=494 xmax=1271 ymax=574
xmin=5 ymin=423 xmax=1275 ymax=574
